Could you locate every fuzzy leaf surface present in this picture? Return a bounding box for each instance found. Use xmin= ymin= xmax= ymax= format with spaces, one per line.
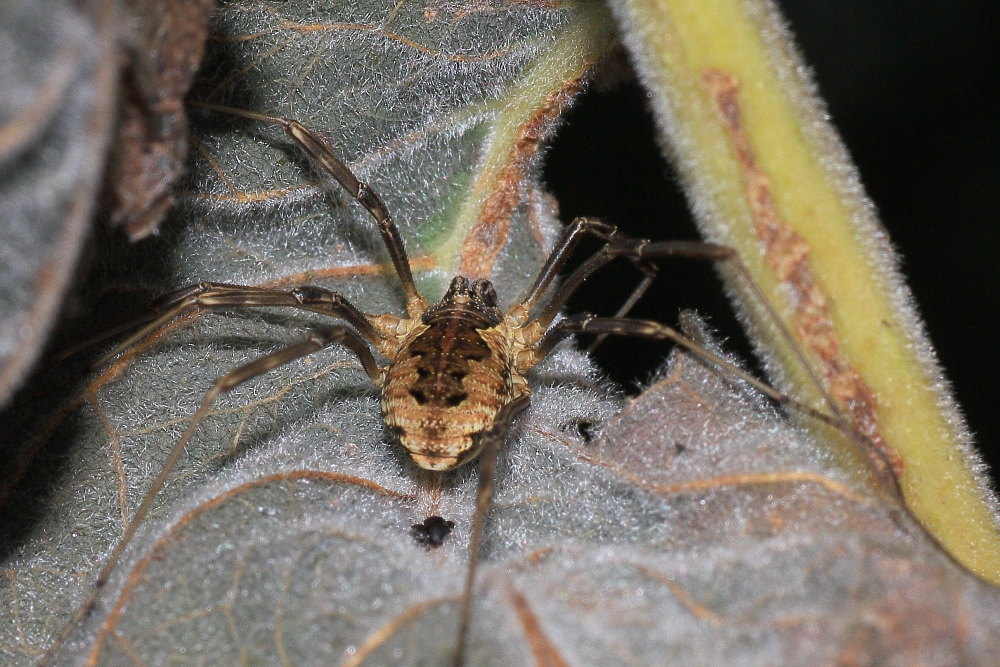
xmin=0 ymin=0 xmax=614 ymax=662
xmin=1 ymin=1 xmax=996 ymax=665
xmin=0 ymin=0 xmax=114 ymax=407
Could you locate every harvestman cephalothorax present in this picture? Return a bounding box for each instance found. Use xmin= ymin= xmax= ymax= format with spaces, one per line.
xmin=42 ymin=100 xmax=881 ymax=665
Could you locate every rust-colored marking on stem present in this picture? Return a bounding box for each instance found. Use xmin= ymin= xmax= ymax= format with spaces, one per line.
xmin=702 ymin=69 xmax=902 ymax=479
xmin=459 ymin=78 xmax=582 ymax=278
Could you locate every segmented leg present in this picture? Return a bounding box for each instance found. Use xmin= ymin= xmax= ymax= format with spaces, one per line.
xmin=513 ymin=224 xmax=841 ymax=418
xmin=525 ymin=235 xmax=843 ymax=423
xmin=516 ymin=217 xmax=618 ymax=314
xmin=531 ymin=312 xmax=910 ymax=497
xmin=95 ymin=281 xmax=384 ymax=367
xmin=453 ymin=394 xmax=531 ymax=666
xmin=190 ymin=102 xmax=426 ymax=315
xmin=43 ymin=326 xmax=380 ymax=665
xmin=514 ymin=218 xmax=900 ymax=473
xmin=531 ymin=239 xmax=733 ymax=329
xmin=530 ymin=309 xmax=931 ymax=554
xmin=509 ymin=215 xmax=657 ymax=350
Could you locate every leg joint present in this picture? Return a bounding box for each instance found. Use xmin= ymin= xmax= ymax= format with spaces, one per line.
xmin=291 ymin=285 xmax=331 ymax=304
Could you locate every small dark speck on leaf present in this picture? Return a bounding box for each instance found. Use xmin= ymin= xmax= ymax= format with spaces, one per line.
xmin=411 ymin=516 xmax=455 ymax=547
xmin=562 ymin=418 xmax=596 ymax=443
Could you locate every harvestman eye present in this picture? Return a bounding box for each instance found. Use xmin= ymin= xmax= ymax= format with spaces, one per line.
xmin=43 ymin=101 xmax=867 ymax=665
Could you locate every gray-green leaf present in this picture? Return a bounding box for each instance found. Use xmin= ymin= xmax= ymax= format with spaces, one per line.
xmin=1 ymin=1 xmax=996 ymax=665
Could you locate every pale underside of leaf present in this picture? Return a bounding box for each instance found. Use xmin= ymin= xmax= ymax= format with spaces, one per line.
xmin=0 ymin=0 xmax=619 ymax=663
xmin=0 ymin=0 xmax=116 ymax=407
xmin=2 ymin=0 xmax=998 ymax=665
xmin=26 ymin=328 xmax=1000 ymax=665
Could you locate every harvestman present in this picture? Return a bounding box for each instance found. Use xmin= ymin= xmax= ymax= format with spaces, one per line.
xmin=46 ymin=102 xmax=858 ymax=664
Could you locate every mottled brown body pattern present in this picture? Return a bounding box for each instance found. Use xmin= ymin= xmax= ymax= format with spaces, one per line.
xmin=46 ymin=103 xmax=869 ymax=666
xmin=379 ymin=277 xmax=527 ymax=471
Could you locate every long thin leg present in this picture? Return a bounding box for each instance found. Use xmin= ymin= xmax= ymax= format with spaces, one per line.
xmin=96 ymin=281 xmax=385 ymax=367
xmin=43 ymin=326 xmax=380 ymax=665
xmin=532 ymin=313 xmax=846 ymax=432
xmin=453 ymin=394 xmax=531 ymax=666
xmin=532 ymin=239 xmax=734 ymax=330
xmin=514 ymin=217 xmax=617 ymax=317
xmin=531 ymin=312 xmax=922 ymax=543
xmin=586 ymin=261 xmax=658 ymax=353
xmin=190 ymin=101 xmax=426 ymax=315
xmin=529 ymin=237 xmax=842 ymax=423
xmin=511 ymin=216 xmax=658 ymax=348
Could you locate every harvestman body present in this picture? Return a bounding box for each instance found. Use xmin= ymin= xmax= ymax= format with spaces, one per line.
xmin=46 ymin=102 xmax=852 ymax=664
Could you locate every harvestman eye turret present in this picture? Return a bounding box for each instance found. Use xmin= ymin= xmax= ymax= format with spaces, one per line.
xmin=45 ymin=101 xmax=864 ymax=665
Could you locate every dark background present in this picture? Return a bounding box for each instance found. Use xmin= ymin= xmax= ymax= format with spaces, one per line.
xmin=545 ymin=3 xmax=998 ymax=480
